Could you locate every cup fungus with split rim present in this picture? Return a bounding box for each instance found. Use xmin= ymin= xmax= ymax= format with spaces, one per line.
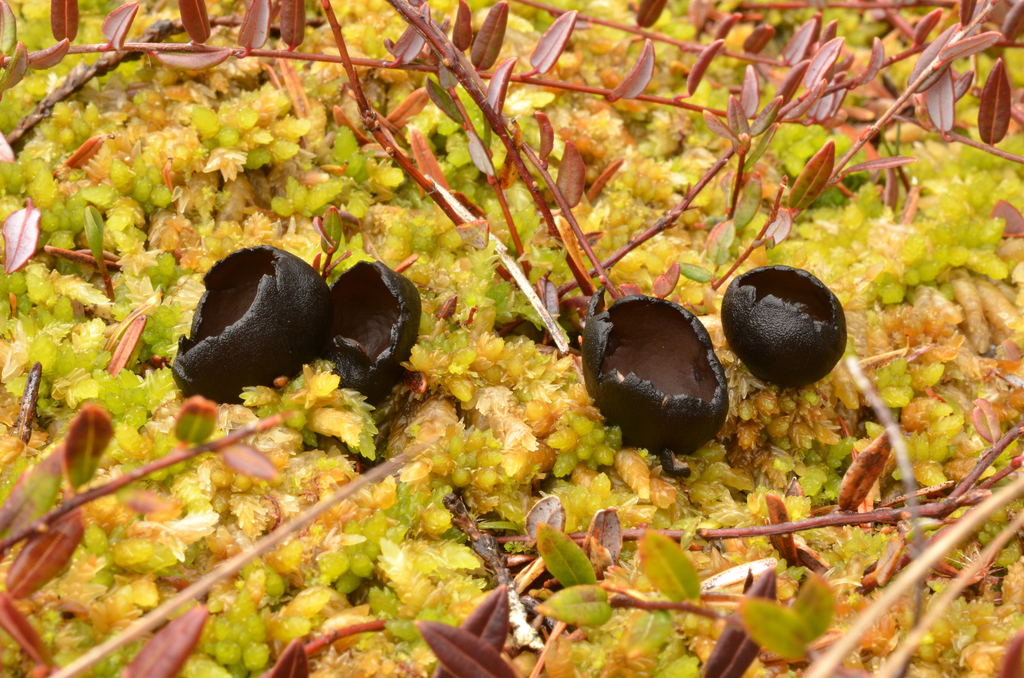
xmin=721 ymin=265 xmax=847 ymax=388
xmin=172 ymin=246 xmax=334 ymax=404
xmin=323 ymin=261 xmax=421 ymax=405
xmin=581 ymin=293 xmax=729 ymax=476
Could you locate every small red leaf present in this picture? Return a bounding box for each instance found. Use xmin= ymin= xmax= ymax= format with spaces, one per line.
xmin=782 ymin=14 xmax=819 ymax=65
xmin=998 ymin=628 xmax=1024 ymax=678
xmin=263 ymin=639 xmax=309 ymax=678
xmin=763 ymin=208 xmax=793 ymax=247
xmin=28 ymin=38 xmax=68 ymax=69
xmin=914 ymin=8 xmax=943 ymax=45
xmin=687 ymin=39 xmax=724 ymax=97
xmin=531 ymin=10 xmax=576 ymax=74
xmin=908 ymin=24 xmax=957 ymax=90
xmin=536 ymin=111 xmax=554 ymax=166
xmin=0 ymin=1 xmax=15 ymax=56
xmin=992 ymin=200 xmax=1024 ymax=237
xmin=453 ymin=0 xmax=472 ymax=51
xmin=0 ymin=41 xmax=28 ymax=97
xmin=841 ymin=156 xmax=916 ymax=177
xmin=939 ymin=31 xmax=1001 ymax=63
xmin=609 ymin=39 xmax=655 ymax=102
xmin=804 ymin=37 xmax=844 ymax=89
xmin=410 ymin=128 xmax=450 ymax=191
xmin=238 ymin=0 xmax=271 ymax=52
xmin=636 ymin=0 xmax=668 ymax=28
xmin=418 ymin=622 xmax=517 ymax=678
xmin=177 ymin=0 xmax=211 ymax=44
xmin=63 ymin=402 xmax=113 ymax=488
xmin=3 ymin=199 xmax=39 ymax=274
xmin=102 ymin=1 xmax=138 ymax=50
xmin=64 ymin=134 xmax=110 ymax=170
xmin=703 ymin=110 xmax=739 ymax=144
xmin=953 ymin=69 xmax=975 ymax=101
xmin=0 ymin=593 xmax=51 ymax=666
xmin=727 ymin=95 xmax=749 ymax=135
xmin=51 ymin=0 xmax=78 ymax=41
xmin=391 ymin=25 xmax=426 ymax=66
xmin=743 ymin=25 xmax=774 ymax=54
xmin=120 ymin=489 xmax=177 ymax=516
xmin=775 ymin=59 xmax=810 ymax=104
xmin=122 ymin=606 xmax=209 ymax=678
xmin=973 ymin=398 xmax=1001 ymax=444
xmin=471 ymin=1 xmax=509 ymax=70
xmin=487 ymin=57 xmax=517 ymax=112
xmin=108 ymin=314 xmax=147 ymax=376
xmin=715 ymin=13 xmax=742 ymax=40
xmin=788 ymin=140 xmax=835 ymax=209
xmin=960 ymin=0 xmax=978 ymax=29
xmin=925 ymin=68 xmax=955 ymax=135
xmin=740 ymin=65 xmax=759 ymax=118
xmin=0 ymin=134 xmax=13 ymax=164
xmin=0 ymin=451 xmax=62 ymax=538
xmin=1003 ymin=0 xmax=1024 ymax=41
xmin=852 ymin=37 xmax=884 ymax=86
xmin=653 ymin=261 xmax=680 ymax=298
xmin=6 ymin=510 xmax=84 ymax=599
xmin=556 ymin=140 xmax=586 ymax=208
xmin=152 ymin=48 xmax=233 ymax=71
xmin=221 ymin=444 xmax=280 ymax=481
xmin=749 ymin=97 xmax=782 ymax=137
xmin=782 ymin=77 xmax=827 ymax=120
xmin=979 ymin=58 xmax=1011 ymax=145
xmin=467 ymin=131 xmax=494 ymax=177
xmin=279 ymin=0 xmax=306 ymax=50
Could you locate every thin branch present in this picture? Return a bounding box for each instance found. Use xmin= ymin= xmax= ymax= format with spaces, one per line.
xmin=11 ymin=362 xmax=41 ymax=445
xmin=0 ymin=414 xmax=288 ymax=558
xmin=49 ymin=454 xmax=409 ymax=678
xmin=444 ymin=493 xmax=543 ymax=651
xmin=304 ymin=619 xmax=388 ymax=656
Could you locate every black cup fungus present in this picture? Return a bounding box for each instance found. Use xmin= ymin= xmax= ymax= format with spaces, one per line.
xmin=582 ymin=293 xmax=729 ymax=476
xmin=323 ymin=261 xmax=421 ymax=405
xmin=721 ymin=265 xmax=847 ymax=388
xmin=172 ymin=245 xmax=334 ymax=404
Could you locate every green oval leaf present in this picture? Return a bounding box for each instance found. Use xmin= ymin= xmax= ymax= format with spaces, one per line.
xmin=536 ymin=522 xmax=596 ymax=586
xmin=678 ymin=263 xmax=711 ymax=283
xmin=175 ymin=395 xmax=217 ymax=444
xmin=740 ymin=599 xmax=808 ymax=660
xmin=793 ymin=573 xmax=834 ymax=640
xmin=535 ymin=585 xmax=612 ymax=627
xmin=625 ymin=611 xmax=673 ymax=658
xmin=638 ymin=532 xmax=700 ymax=602
xmin=0 ymin=450 xmax=63 ymax=537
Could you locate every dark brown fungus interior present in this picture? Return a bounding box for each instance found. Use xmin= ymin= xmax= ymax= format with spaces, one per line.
xmin=330 ymin=264 xmax=400 ymax=361
xmin=721 ymin=265 xmax=847 ymax=388
xmin=323 ymin=261 xmax=421 ymax=405
xmin=602 ymin=302 xmax=718 ymax=402
xmin=581 ymin=294 xmax=729 ymax=475
xmin=193 ymin=248 xmax=276 ymax=342
xmin=745 ymin=267 xmax=833 ymax=324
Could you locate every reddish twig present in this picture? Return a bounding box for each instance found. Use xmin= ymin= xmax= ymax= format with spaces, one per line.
xmin=304 ymin=620 xmax=387 ymax=655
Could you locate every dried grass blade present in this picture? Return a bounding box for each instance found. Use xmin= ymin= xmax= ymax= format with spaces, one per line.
xmin=585 ymin=158 xmax=624 ymax=202
xmin=107 ymin=314 xmax=147 ymax=375
xmin=409 ymin=128 xmax=450 ymax=191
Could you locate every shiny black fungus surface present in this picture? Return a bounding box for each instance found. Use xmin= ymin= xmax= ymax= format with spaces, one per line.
xmin=172 ymin=246 xmax=334 ymax=404
xmin=721 ymin=265 xmax=847 ymax=388
xmin=582 ymin=293 xmax=729 ymax=469
xmin=323 ymin=261 xmax=421 ymax=405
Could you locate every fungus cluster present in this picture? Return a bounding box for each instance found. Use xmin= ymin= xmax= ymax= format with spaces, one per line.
xmin=581 ymin=266 xmax=847 ymax=470
xmin=172 ymin=246 xmax=421 ymax=405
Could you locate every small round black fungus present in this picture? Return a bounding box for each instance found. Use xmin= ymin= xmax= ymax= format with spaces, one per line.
xmin=322 ymin=261 xmax=421 ymax=404
xmin=721 ymin=265 xmax=847 ymax=388
xmin=582 ymin=293 xmax=729 ymax=474
xmin=172 ymin=246 xmax=334 ymax=404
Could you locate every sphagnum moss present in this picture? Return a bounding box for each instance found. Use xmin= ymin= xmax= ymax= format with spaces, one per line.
xmin=0 ymin=0 xmax=1020 ymax=676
